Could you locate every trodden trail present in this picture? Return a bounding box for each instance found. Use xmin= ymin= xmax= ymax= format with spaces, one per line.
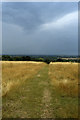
xmin=3 ymin=64 xmax=55 ymax=118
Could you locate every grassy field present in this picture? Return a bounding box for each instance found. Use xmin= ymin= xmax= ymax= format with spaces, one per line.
xmin=2 ymin=61 xmax=78 ymax=118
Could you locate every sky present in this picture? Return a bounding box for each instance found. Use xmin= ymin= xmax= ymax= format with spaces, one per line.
xmin=2 ymin=2 xmax=78 ymax=55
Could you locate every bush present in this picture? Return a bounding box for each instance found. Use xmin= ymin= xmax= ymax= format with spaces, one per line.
xmin=44 ymin=59 xmax=51 ymax=64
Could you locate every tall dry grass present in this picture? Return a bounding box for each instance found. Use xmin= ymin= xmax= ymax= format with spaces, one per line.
xmin=49 ymin=62 xmax=78 ymax=97
xmin=2 ymin=61 xmax=46 ymax=96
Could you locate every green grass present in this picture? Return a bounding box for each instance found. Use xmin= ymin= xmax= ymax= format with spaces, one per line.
xmin=2 ymin=62 xmax=78 ymax=118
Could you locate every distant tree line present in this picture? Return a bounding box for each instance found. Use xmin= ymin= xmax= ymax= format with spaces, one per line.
xmin=2 ymin=55 xmax=80 ymax=64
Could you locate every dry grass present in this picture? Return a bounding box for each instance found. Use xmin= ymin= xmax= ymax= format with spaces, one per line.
xmin=2 ymin=61 xmax=44 ymax=64
xmin=2 ymin=61 xmax=78 ymax=118
xmin=49 ymin=62 xmax=78 ymax=97
xmin=2 ymin=61 xmax=46 ymax=96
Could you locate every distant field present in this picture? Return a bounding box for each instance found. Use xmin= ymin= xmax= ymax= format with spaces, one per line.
xmin=2 ymin=61 xmax=78 ymax=118
xmin=62 ymin=58 xmax=80 ymax=60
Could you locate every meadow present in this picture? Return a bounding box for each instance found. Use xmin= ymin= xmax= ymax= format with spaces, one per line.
xmin=2 ymin=61 xmax=78 ymax=118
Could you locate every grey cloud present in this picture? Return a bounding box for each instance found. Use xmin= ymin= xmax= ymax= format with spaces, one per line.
xmin=2 ymin=15 xmax=78 ymax=55
xmin=2 ymin=2 xmax=78 ymax=32
xmin=2 ymin=2 xmax=78 ymax=55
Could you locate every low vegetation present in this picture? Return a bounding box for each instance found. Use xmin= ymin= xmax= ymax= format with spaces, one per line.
xmin=2 ymin=61 xmax=78 ymax=118
xmin=2 ymin=55 xmax=80 ymax=64
xmin=49 ymin=62 xmax=78 ymax=97
xmin=2 ymin=61 xmax=45 ymax=96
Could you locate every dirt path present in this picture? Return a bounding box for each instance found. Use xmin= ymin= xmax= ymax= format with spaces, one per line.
xmin=38 ymin=65 xmax=54 ymax=118
xmin=41 ymin=88 xmax=53 ymax=118
xmin=3 ymin=64 xmax=55 ymax=118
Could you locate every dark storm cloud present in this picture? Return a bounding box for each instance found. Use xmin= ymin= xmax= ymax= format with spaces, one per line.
xmin=2 ymin=2 xmax=77 ymax=32
xmin=2 ymin=2 xmax=78 ymax=55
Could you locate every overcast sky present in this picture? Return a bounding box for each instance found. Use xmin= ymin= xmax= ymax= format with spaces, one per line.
xmin=2 ymin=2 xmax=78 ymax=55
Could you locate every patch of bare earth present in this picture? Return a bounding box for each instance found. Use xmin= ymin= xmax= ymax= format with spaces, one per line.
xmin=41 ymin=88 xmax=53 ymax=118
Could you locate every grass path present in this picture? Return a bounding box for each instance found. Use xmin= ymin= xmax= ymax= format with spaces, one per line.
xmin=3 ymin=65 xmax=54 ymax=118
xmin=2 ymin=64 xmax=78 ymax=118
xmin=41 ymin=88 xmax=53 ymax=118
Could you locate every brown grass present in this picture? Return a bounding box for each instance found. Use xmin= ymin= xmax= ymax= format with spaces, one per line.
xmin=2 ymin=61 xmax=46 ymax=96
xmin=49 ymin=62 xmax=78 ymax=97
